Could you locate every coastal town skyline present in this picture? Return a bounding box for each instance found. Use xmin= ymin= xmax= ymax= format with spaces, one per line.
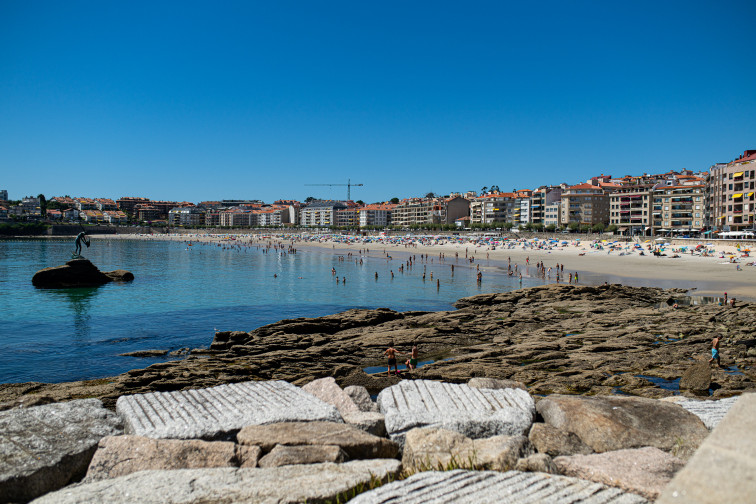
xmin=2 ymin=1 xmax=755 ymax=203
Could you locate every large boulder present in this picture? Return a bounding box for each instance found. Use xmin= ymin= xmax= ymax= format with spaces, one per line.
xmin=116 ymin=381 xmax=343 ymax=439
xmin=32 ymin=258 xmax=133 ymax=288
xmin=679 ymin=362 xmax=711 ymax=392
xmin=236 ymin=421 xmax=399 ymax=460
xmin=528 ymin=423 xmax=593 ymax=457
xmin=0 ymin=399 xmax=123 ymax=503
xmin=537 ymin=395 xmax=708 ymax=459
xmin=402 ymin=427 xmax=531 ymax=473
xmin=348 ymin=469 xmax=648 ymax=504
xmin=378 ymin=380 xmax=535 ymax=445
xmin=554 ymin=447 xmax=685 ymax=500
xmin=30 ymin=460 xmax=403 ymax=504
xmin=85 ymin=435 xmax=260 ymax=481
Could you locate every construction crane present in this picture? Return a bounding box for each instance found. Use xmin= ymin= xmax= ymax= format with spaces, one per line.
xmin=304 ymin=178 xmax=364 ymax=201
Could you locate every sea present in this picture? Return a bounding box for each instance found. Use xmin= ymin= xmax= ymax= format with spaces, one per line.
xmin=0 ymin=237 xmax=540 ymax=384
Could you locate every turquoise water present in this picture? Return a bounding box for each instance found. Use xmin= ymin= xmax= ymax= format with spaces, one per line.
xmin=0 ymin=238 xmax=538 ymax=383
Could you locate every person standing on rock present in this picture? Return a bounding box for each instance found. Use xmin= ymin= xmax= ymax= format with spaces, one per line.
xmin=406 ymin=342 xmax=419 ymax=372
xmin=384 ymin=342 xmax=404 ymax=376
xmin=709 ymin=334 xmax=722 ymax=367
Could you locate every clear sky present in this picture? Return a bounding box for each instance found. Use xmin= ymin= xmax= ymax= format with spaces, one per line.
xmin=1 ymin=1 xmax=754 ymax=204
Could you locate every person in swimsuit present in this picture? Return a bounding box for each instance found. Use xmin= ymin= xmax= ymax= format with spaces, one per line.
xmin=384 ymin=341 xmax=403 ymax=376
xmin=405 ymin=342 xmax=419 ymax=372
xmin=709 ymin=334 xmax=722 ymax=367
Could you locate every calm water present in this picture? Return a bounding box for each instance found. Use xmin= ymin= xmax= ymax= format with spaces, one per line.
xmin=0 ymin=238 xmax=538 ymax=383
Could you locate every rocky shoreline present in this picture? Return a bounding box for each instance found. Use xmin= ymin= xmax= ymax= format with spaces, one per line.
xmin=2 ymin=284 xmax=754 ymax=410
xmin=2 ymin=284 xmax=756 ymax=502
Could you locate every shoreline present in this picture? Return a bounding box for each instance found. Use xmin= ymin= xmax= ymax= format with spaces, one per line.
xmin=91 ymin=232 xmax=756 ymax=301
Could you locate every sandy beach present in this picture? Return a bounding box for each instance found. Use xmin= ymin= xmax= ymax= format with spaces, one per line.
xmin=93 ymin=232 xmax=756 ymax=301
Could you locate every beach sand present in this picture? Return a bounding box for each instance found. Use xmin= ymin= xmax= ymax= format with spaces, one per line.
xmin=94 ymin=232 xmax=756 ymax=301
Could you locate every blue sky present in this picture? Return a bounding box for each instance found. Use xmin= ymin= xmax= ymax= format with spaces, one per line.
xmin=1 ymin=1 xmax=754 ymax=203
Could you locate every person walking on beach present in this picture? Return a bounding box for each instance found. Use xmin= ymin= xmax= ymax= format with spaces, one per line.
xmin=709 ymin=334 xmax=722 ymax=367
xmin=384 ymin=342 xmax=403 ymax=376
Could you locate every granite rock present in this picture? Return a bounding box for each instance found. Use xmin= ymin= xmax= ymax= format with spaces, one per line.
xmin=658 ymin=393 xmax=756 ymax=504
xmin=528 ymin=422 xmax=593 ymax=457
xmin=679 ymin=362 xmax=711 ymax=392
xmin=468 ymin=377 xmax=528 ymax=391
xmin=236 ymin=421 xmax=399 ymax=460
xmin=84 ymin=435 xmax=260 ymax=481
xmin=514 ymin=453 xmax=559 ymax=474
xmin=554 ymin=447 xmax=685 ymax=500
xmin=32 ymin=258 xmax=133 ymax=288
xmin=344 ymin=385 xmax=380 ymax=412
xmin=116 ymin=380 xmax=343 ymax=439
xmin=537 ymin=394 xmax=708 ymax=459
xmin=31 ymin=459 xmax=403 ymax=504
xmin=402 ymin=427 xmax=531 ymax=473
xmin=661 ymin=395 xmax=739 ymax=430
xmin=378 ymin=380 xmax=535 ymax=445
xmin=348 ymin=469 xmax=648 ymax=504
xmin=257 ymin=444 xmax=347 ymax=467
xmin=0 ymin=399 xmax=122 ymax=503
xmin=302 ymin=377 xmax=385 ymax=435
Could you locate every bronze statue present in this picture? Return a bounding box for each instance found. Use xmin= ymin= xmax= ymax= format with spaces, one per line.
xmin=73 ymin=231 xmax=90 ymax=258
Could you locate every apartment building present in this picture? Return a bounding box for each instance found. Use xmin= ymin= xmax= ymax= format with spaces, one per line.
xmin=710 ymin=150 xmax=756 ymax=232
xmin=10 ymin=196 xmax=41 ymax=218
xmin=169 ymin=206 xmax=206 ymax=227
xmin=477 ymin=193 xmax=516 ymax=224
xmin=0 ymin=205 xmax=9 ymax=221
xmin=609 ymin=185 xmax=652 ymax=235
xmin=103 ymin=211 xmax=128 ymax=224
xmin=95 ymin=198 xmax=118 ymax=211
xmin=299 ymin=200 xmax=348 ymax=227
xmin=392 ymin=196 xmax=469 ymax=227
xmin=116 ymin=197 xmax=150 ymax=216
xmin=257 ymin=205 xmax=291 ymax=226
xmin=544 ymin=203 xmax=560 ymax=226
xmin=219 ymin=209 xmax=253 ymax=227
xmin=652 ymin=183 xmax=706 ymax=234
xmin=0 ymin=190 xmax=8 ymax=201
xmin=358 ymin=203 xmax=396 ymax=227
xmin=136 ymin=205 xmax=162 ymax=222
xmin=530 ymin=185 xmax=565 ymax=225
xmin=560 ymin=184 xmax=609 ymax=227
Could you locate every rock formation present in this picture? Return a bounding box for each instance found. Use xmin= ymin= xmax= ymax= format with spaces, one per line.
xmin=32 ymin=258 xmax=134 ymax=288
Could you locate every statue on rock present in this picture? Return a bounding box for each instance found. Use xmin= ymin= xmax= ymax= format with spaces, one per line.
xmin=73 ymin=231 xmax=90 ymax=259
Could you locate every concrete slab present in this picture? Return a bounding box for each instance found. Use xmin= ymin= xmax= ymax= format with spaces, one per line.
xmin=348 ymin=470 xmax=648 ymax=504
xmin=31 ymin=459 xmax=402 ymax=504
xmin=0 ymin=399 xmax=122 ymax=503
xmin=657 ymin=393 xmax=756 ymax=504
xmin=377 ymin=380 xmax=535 ymax=445
xmin=116 ymin=380 xmax=342 ymax=439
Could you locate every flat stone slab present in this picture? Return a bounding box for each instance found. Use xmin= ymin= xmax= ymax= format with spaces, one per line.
xmin=348 ymin=469 xmax=649 ymax=504
xmin=31 ymin=459 xmax=402 ymax=504
xmin=554 ymin=447 xmax=685 ymax=500
xmin=0 ymin=399 xmax=123 ymax=503
xmin=377 ymin=380 xmax=535 ymax=444
xmin=116 ymin=380 xmax=342 ymax=439
xmin=237 ymin=421 xmax=399 ymax=460
xmin=658 ymin=393 xmax=756 ymax=504
xmin=665 ymin=396 xmax=739 ymax=430
xmin=85 ymin=435 xmax=260 ymax=481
